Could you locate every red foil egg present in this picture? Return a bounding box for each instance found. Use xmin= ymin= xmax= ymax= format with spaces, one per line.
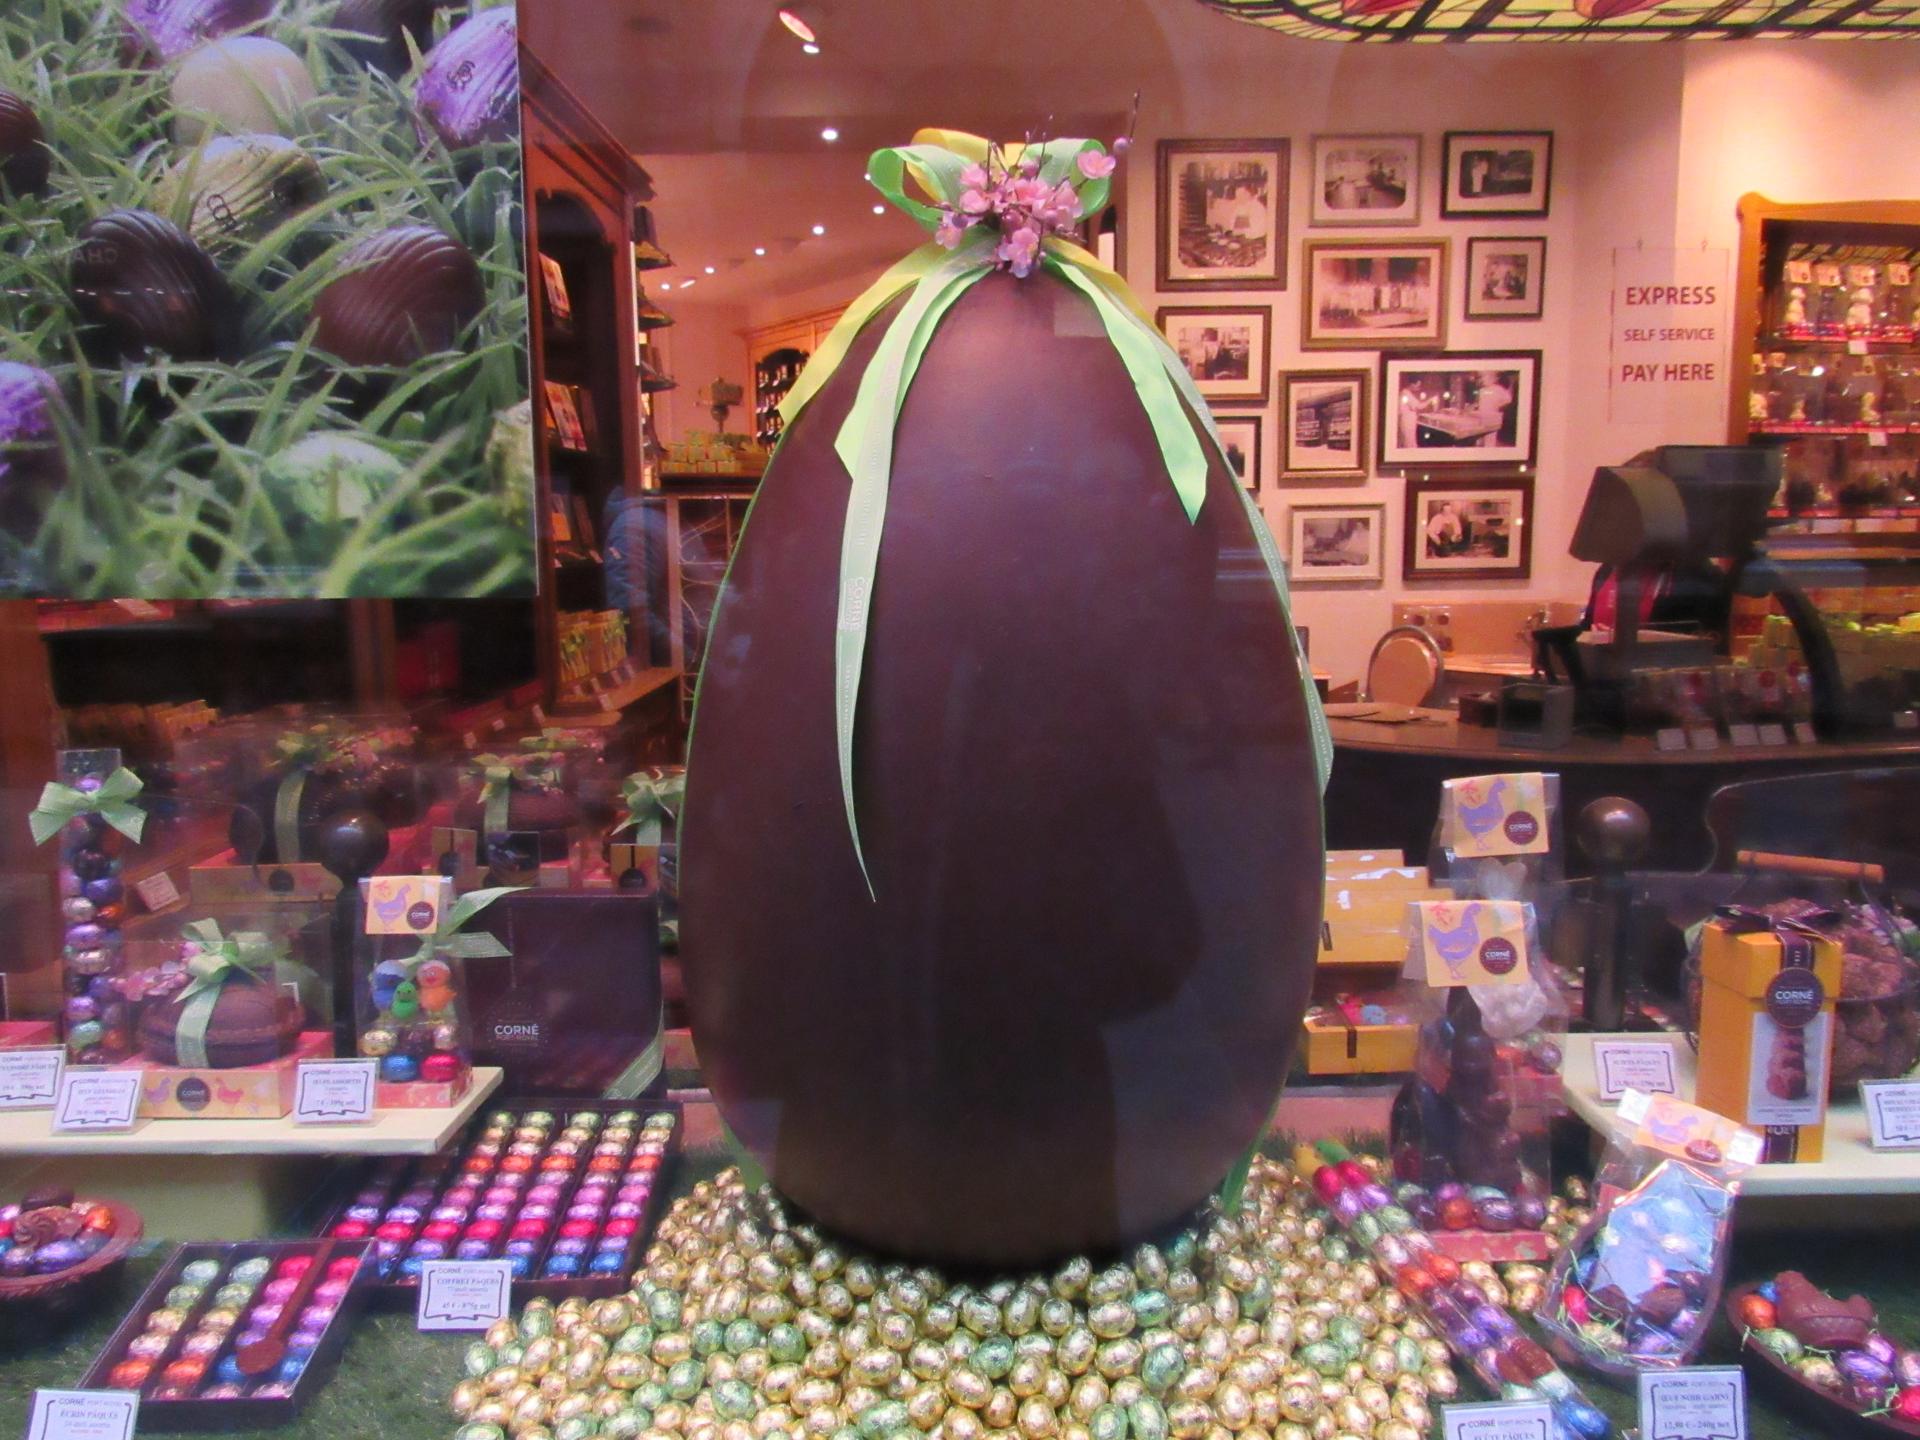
xmin=1737 ymin=1294 xmax=1777 ymax=1331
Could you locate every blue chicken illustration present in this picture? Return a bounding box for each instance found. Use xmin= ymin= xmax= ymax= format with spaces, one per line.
xmin=1453 ymin=777 xmax=1510 ymax=841
xmin=1424 ymin=902 xmax=1485 ymax=978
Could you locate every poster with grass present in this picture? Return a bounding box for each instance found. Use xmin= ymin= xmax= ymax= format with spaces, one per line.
xmin=0 ymin=0 xmax=535 ymax=597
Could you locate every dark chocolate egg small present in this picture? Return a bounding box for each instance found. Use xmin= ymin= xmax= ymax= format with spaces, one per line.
xmin=413 ymin=7 xmax=517 ymax=148
xmin=313 ymin=226 xmax=483 ymax=367
xmin=68 ymin=209 xmax=239 ymax=362
xmin=123 ymin=0 xmax=274 ymax=61
xmin=0 ymin=90 xmax=51 ymax=197
xmin=333 ymin=0 xmax=441 ymax=74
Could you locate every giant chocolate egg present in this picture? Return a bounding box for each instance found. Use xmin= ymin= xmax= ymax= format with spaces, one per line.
xmin=312 ymin=225 xmax=482 ymax=367
xmin=68 ymin=209 xmax=239 ymax=362
xmin=681 ymin=270 xmax=1323 ymax=1266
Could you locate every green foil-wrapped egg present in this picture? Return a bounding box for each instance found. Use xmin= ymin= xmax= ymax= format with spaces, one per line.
xmin=263 ymin=433 xmax=403 ymax=533
xmin=154 ymin=134 xmax=324 ymax=251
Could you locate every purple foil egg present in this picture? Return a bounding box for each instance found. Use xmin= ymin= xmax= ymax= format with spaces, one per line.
xmin=299 ymin=1302 xmax=338 ymax=1327
xmin=475 ymin=1203 xmax=512 ymax=1222
xmin=608 ymin=1201 xmax=644 ymax=1221
xmin=1864 ymin=1333 xmax=1897 ymax=1367
xmin=122 ymin=0 xmax=274 ymax=61
xmin=1331 ymin=1190 xmax=1365 ymax=1226
xmin=83 ymin=876 xmax=123 ymax=905
xmin=1838 ymin=1351 xmax=1893 ymax=1391
xmin=549 ymin=1237 xmax=590 ymax=1258
xmin=1434 ymin=1181 xmax=1467 ymax=1205
xmin=1356 ymin=1183 xmax=1393 ymax=1211
xmin=66 ymin=923 xmax=105 ymax=949
xmin=1473 ymin=1304 xmax=1519 ymax=1340
xmin=1515 ymin=1194 xmax=1549 ymax=1228
xmin=1 ymin=1248 xmax=37 ymax=1278
xmin=1453 ymin=1325 xmax=1493 ymax=1353
xmin=314 ymin=1279 xmax=350 ymax=1303
xmin=262 ymin=1278 xmax=300 ymax=1304
xmin=345 ymin=1205 xmax=382 ymax=1224
xmin=287 ymin=1329 xmax=324 ymax=1355
xmin=413 ymin=8 xmax=517 ymax=148
xmin=503 ymin=1239 xmax=539 ymax=1258
xmin=385 ymin=1204 xmax=423 ymax=1225
xmin=408 ymin=1239 xmax=449 ymax=1260
xmin=455 ymin=1239 xmax=493 ymax=1259
xmin=248 ymin=1302 xmax=284 ymax=1327
xmin=64 ymin=996 xmax=100 ymax=1024
xmin=430 ymin=1205 xmax=469 ymax=1224
xmin=1474 ymin=1196 xmax=1517 ymax=1232
xmin=1895 ymin=1351 xmax=1920 ymax=1389
xmin=33 ymin=1239 xmax=88 ymax=1272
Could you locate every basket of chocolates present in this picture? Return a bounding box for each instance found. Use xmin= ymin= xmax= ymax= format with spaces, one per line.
xmin=1730 ymin=1272 xmax=1920 ymax=1437
xmin=0 ymin=1186 xmax=144 ymax=1329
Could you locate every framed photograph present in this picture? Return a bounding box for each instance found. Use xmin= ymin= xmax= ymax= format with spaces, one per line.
xmin=1279 ymin=369 xmax=1370 ymax=481
xmin=1378 ymin=350 xmax=1541 ymax=469
xmin=1156 ymin=139 xmax=1289 ymax=291
xmin=1463 ymin=236 xmax=1547 ymax=320
xmin=1441 ymin=131 xmax=1553 ymax=219
xmin=1157 ymin=306 xmax=1273 ymax=404
xmin=1212 ymin=415 xmax=1263 ymax=494
xmin=1309 ymin=134 xmax=1420 ymax=227
xmin=1288 ymin=504 xmax=1385 ymax=584
xmin=1402 ymin=474 xmax=1534 ymax=581
xmin=1302 ymin=240 xmax=1447 ymax=350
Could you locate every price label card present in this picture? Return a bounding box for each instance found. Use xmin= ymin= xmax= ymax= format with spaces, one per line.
xmin=25 ymin=1390 xmax=139 ymax=1440
xmin=132 ymin=871 xmax=182 ymax=913
xmin=293 ymin=1060 xmax=378 ymax=1125
xmin=364 ymin=875 xmax=449 ymax=936
xmin=51 ymin=1070 xmax=142 ymax=1133
xmin=1849 ymin=338 xmax=1870 ymax=356
xmin=1656 ymin=727 xmax=1689 ymax=752
xmin=1869 ymin=429 xmax=1891 ymax=448
xmin=1687 ymin=726 xmax=1720 ymax=751
xmin=1725 ymin=723 xmax=1760 ymax=748
xmin=1861 ymin=1081 xmax=1920 ymax=1149
xmin=1592 ymin=1040 xmax=1680 ymax=1102
xmin=1791 ymin=721 xmax=1819 ymax=744
xmin=1757 ymin=723 xmax=1790 ymax=747
xmin=417 ymin=1260 xmax=515 ymax=1331
xmin=1639 ymin=1365 xmax=1746 ymax=1440
xmin=1441 ymin=1401 xmax=1555 ymax=1440
xmin=0 ymin=1047 xmax=64 ymax=1112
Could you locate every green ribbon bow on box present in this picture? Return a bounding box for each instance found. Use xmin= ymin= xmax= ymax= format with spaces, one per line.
xmin=470 ymin=755 xmax=533 ymax=837
xmin=765 ymin=129 xmax=1329 ymax=896
xmin=271 ymin=725 xmax=349 ymax=864
xmin=401 ymin=886 xmax=520 ymax=975
xmin=173 ymin=917 xmax=281 ymax=1070
xmin=29 ymin=767 xmax=147 ymax=846
xmin=613 ymin=770 xmax=684 ymax=846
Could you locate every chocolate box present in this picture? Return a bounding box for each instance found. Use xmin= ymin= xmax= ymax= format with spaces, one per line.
xmin=467 ymin=891 xmax=664 ymax=1095
xmin=1302 ymin=1011 xmax=1418 ymax=1075
xmin=123 ymin=1031 xmax=333 ymax=1119
xmin=80 ymin=1238 xmax=373 ymax=1430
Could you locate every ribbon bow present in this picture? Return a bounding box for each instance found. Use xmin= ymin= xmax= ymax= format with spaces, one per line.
xmin=275 ymin=725 xmax=343 ymax=769
xmin=29 ymin=768 xmax=147 ymax=846
xmin=1714 ymin=905 xmax=1838 ymax=941
xmin=401 ymin=886 xmax=520 ymax=974
xmin=173 ymin=918 xmax=279 ymax=1069
xmin=747 ymin=128 xmax=1328 ymax=896
xmin=613 ymin=770 xmax=684 ymax=845
xmin=471 ymin=755 xmax=521 ymax=837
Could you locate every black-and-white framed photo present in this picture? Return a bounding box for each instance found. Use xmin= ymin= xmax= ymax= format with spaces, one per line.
xmin=1302 ymin=239 xmax=1447 ymax=351
xmin=1157 ymin=306 xmax=1273 ymax=404
xmin=1279 ymin=369 xmax=1370 ymax=481
xmin=1463 ymin=236 xmax=1547 ymax=320
xmin=1211 ymin=414 xmax=1263 ymax=494
xmin=1309 ymin=134 xmax=1420 ymax=228
xmin=1156 ymin=139 xmax=1290 ymax=291
xmin=1441 ymin=131 xmax=1553 ymax=219
xmin=1379 ymin=350 xmax=1541 ymax=469
xmin=1288 ymin=503 xmax=1386 ymax=584
xmin=1402 ymin=474 xmax=1534 ymax=582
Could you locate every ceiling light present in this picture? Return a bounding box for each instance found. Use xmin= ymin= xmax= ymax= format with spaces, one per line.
xmin=802 ymin=41 xmax=820 ymax=53
xmin=777 ymin=7 xmax=817 ymax=42
xmin=679 ymin=279 xmax=696 ymax=288
xmin=753 ymin=246 xmax=767 ymax=257
xmin=872 ymin=205 xmax=885 ymax=215
xmin=821 ymin=126 xmax=839 ymax=142
xmin=704 ymin=265 xmax=716 ymax=274
xmin=811 ymin=224 xmax=826 ymax=236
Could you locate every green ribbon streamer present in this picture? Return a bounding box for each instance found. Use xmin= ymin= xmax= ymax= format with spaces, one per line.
xmin=471 ymin=757 xmax=515 ymax=837
xmin=778 ymin=245 xmax=950 ymax=430
xmin=273 ymin=768 xmax=309 ymax=863
xmin=174 ymin=918 xmax=278 ymax=1070
xmin=29 ymin=768 xmax=147 ymax=846
xmin=401 ymin=885 xmax=523 ymax=974
xmin=613 ymin=770 xmax=684 ymax=846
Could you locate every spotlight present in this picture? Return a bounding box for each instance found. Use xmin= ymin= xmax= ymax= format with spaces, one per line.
xmin=821 ymin=127 xmax=840 ymax=142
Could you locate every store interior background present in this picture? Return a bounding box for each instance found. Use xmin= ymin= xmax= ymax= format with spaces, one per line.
xmin=525 ymin=0 xmax=1920 ymax=688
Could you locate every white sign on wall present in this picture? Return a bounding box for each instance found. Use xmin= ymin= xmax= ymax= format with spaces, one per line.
xmin=1609 ymin=247 xmax=1731 ymax=429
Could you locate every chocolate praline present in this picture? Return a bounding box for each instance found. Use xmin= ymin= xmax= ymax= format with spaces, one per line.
xmin=312 ymin=226 xmax=482 ymax=368
xmin=68 ymin=209 xmax=240 ymax=363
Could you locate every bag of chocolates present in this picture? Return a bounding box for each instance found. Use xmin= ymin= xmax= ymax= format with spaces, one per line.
xmin=1427 ymin=770 xmax=1563 ymax=908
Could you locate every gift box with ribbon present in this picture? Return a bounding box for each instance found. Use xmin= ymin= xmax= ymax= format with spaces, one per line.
xmin=450 ymin=751 xmax=582 ymax=863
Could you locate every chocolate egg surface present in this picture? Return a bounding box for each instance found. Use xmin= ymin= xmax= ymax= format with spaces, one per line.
xmin=68 ymin=209 xmax=239 ymax=362
xmin=681 ymin=270 xmax=1323 ymax=1266
xmin=313 ymin=225 xmax=482 ymax=367
xmin=0 ymin=90 xmax=52 ymax=196
xmin=153 ymin=134 xmax=324 ymax=251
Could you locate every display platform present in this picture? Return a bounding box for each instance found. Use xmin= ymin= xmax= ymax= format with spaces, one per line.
xmin=0 ymin=1067 xmax=502 ymax=1238
xmin=1562 ymin=1033 xmax=1920 ymax=1197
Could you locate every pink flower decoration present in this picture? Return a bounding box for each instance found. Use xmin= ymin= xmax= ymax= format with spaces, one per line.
xmin=934 ymin=214 xmax=970 ymax=249
xmin=997 ymin=225 xmax=1042 ymax=278
xmin=959 ymin=163 xmax=990 ymax=190
xmin=958 ymin=187 xmax=992 ymax=216
xmin=1077 ymin=150 xmax=1116 ymax=180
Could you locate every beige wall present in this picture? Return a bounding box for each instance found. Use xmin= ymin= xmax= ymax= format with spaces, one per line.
xmin=651 ymin=301 xmax=752 ymax=443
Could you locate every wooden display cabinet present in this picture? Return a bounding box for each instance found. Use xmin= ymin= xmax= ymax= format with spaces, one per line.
xmin=747 ymin=305 xmax=845 ymax=449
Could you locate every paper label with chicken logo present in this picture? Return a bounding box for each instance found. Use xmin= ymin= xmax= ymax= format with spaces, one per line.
xmin=1414 ymin=900 xmax=1529 ymax=987
xmin=365 ymin=875 xmax=447 ymax=936
xmin=1618 ymin=1090 xmax=1763 ymax=1170
xmin=1441 ymin=772 xmax=1548 ymax=858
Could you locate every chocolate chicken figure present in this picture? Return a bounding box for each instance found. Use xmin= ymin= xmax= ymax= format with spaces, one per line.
xmin=1391 ymin=988 xmax=1527 ymax=1194
xmin=1775 ymin=1270 xmax=1875 ymax=1350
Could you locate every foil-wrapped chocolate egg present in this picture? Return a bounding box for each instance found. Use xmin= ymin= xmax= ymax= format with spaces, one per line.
xmin=0 ymin=362 xmax=63 ymax=501
xmin=154 ymin=134 xmax=324 ymax=251
xmin=123 ymin=0 xmax=274 ymax=61
xmin=333 ymin=0 xmax=441 ymax=74
xmin=68 ymin=209 xmax=239 ymax=362
xmin=0 ymin=90 xmax=52 ymax=196
xmin=171 ymin=38 xmax=318 ymax=142
xmin=263 ymin=433 xmax=403 ymax=530
xmin=313 ymin=226 xmax=482 ymax=366
xmin=413 ymin=7 xmax=516 ymax=148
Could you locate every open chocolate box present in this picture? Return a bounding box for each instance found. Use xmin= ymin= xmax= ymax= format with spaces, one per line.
xmin=80 ymin=1239 xmax=373 ymax=1430
xmin=319 ymin=1099 xmax=680 ymax=1305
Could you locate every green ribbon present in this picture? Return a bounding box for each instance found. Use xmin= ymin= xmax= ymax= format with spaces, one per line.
xmin=174 ymin=918 xmax=278 ymax=1070
xmin=759 ymin=134 xmax=1329 ymax=900
xmin=273 ymin=768 xmax=310 ymax=863
xmin=471 ymin=756 xmax=516 ymax=837
xmin=29 ymin=768 xmax=147 ymax=846
xmin=613 ymin=770 xmax=685 ymax=846
xmin=401 ymin=885 xmax=522 ymax=975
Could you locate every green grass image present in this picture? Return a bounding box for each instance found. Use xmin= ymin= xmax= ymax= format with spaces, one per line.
xmin=0 ymin=0 xmax=535 ymax=597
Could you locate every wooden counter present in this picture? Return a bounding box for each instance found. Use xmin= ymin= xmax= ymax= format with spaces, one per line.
xmin=1325 ymin=709 xmax=1920 ymax=869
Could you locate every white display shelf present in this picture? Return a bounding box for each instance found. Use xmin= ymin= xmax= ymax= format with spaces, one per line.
xmin=1562 ymin=1033 xmax=1920 ymax=1196
xmin=0 ymin=1066 xmax=502 ymax=1157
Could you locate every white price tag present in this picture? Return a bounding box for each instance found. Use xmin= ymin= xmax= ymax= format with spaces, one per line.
xmin=1725 ymin=723 xmax=1760 ymax=748
xmin=1655 ymin=727 xmax=1689 ymax=753
xmin=1441 ymin=1401 xmax=1555 ymax=1440
xmin=1756 ymin=723 xmax=1790 ymax=747
xmin=132 ymin=871 xmax=182 ymax=913
xmin=25 ymin=1390 xmax=139 ymax=1440
xmin=1592 ymin=1040 xmax=1680 ymax=1102
xmin=1894 ymin=710 xmax=1920 ymax=733
xmin=293 ymin=1060 xmax=378 ymax=1125
xmin=1848 ymin=338 xmax=1870 ymax=356
xmin=1861 ymin=1081 xmax=1920 ymax=1149
xmin=417 ymin=1260 xmax=515 ymax=1331
xmin=0 ymin=1047 xmax=64 ymax=1111
xmin=51 ymin=1070 xmax=143 ymax=1133
xmin=1868 ymin=429 xmax=1890 ymax=448
xmin=1686 ymin=726 xmax=1720 ymax=751
xmin=1791 ymin=721 xmax=1819 ymax=744
xmin=1638 ymin=1366 xmax=1746 ymax=1440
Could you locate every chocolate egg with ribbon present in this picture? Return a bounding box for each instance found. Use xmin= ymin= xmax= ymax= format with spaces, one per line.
xmin=680 ymin=130 xmax=1327 ymax=1266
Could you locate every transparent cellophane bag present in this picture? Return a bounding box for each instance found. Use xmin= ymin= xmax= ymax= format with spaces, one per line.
xmin=1428 ymin=771 xmax=1564 ymax=905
